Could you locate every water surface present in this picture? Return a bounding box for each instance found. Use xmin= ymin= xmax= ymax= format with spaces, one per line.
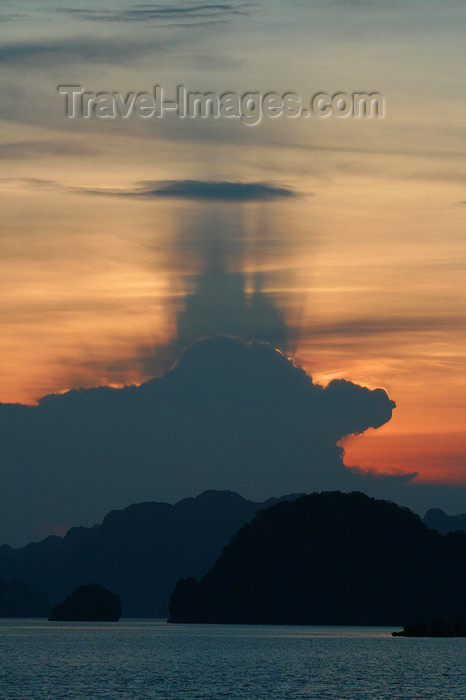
xmin=0 ymin=619 xmax=464 ymax=698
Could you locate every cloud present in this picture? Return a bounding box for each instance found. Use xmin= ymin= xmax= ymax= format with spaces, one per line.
xmin=76 ymin=179 xmax=297 ymax=201
xmin=56 ymin=3 xmax=256 ymax=27
xmin=0 ymin=176 xmax=297 ymax=202
xmin=406 ymin=170 xmax=466 ymax=184
xmin=309 ymin=315 xmax=465 ymax=337
xmin=0 ymin=336 xmax=395 ymax=546
xmin=0 ymin=4 xmax=257 ymax=68
xmin=0 ymin=35 xmax=174 ymax=67
xmin=0 ymin=12 xmax=23 ymax=22
xmin=0 ymin=140 xmax=93 ymax=160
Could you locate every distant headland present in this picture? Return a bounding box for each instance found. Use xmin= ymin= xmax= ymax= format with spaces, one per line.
xmin=392 ymin=620 xmax=466 ymax=637
xmin=168 ymin=492 xmax=466 ymax=626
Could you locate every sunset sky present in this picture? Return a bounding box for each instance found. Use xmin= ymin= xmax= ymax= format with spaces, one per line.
xmin=0 ymin=0 xmax=464 ymax=542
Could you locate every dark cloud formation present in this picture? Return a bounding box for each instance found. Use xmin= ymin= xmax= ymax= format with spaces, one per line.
xmin=174 ymin=268 xmax=289 ymax=353
xmin=3 ymin=177 xmax=296 ymax=202
xmin=0 ymin=3 xmax=256 ymax=67
xmin=135 ymin=262 xmax=293 ymax=379
xmin=77 ymin=180 xmax=296 ymax=202
xmin=57 ymin=3 xmax=255 ymax=27
xmin=0 ymin=336 xmax=396 ymax=546
xmin=136 ymin=195 xmax=300 ymax=374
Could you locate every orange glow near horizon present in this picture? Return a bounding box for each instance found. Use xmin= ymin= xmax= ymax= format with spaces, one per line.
xmin=341 ymin=431 xmax=465 ymax=485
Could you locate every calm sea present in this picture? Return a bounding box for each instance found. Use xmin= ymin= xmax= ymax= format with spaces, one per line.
xmin=0 ymin=619 xmax=464 ymax=699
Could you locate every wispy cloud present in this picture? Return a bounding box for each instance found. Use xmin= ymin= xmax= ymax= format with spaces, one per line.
xmin=0 ymin=176 xmax=297 ymax=201
xmin=0 ymin=140 xmax=93 ymax=160
xmin=406 ymin=170 xmax=466 ymax=184
xmin=77 ymin=179 xmax=297 ymax=201
xmin=56 ymin=2 xmax=256 ymax=27
xmin=0 ymin=35 xmax=174 ymax=67
xmin=309 ymin=315 xmax=465 ymax=337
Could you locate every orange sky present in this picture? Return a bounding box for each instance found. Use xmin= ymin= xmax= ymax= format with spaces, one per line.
xmin=0 ymin=0 xmax=464 ymax=489
xmin=1 ymin=178 xmax=464 ymax=486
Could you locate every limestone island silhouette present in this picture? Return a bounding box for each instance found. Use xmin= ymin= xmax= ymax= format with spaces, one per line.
xmin=48 ymin=583 xmax=121 ymax=621
xmin=167 ymin=492 xmax=466 ymax=625
xmin=392 ymin=620 xmax=466 ymax=637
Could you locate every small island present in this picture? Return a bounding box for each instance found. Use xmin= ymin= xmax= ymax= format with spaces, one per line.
xmin=392 ymin=620 xmax=466 ymax=637
xmin=49 ymin=583 xmax=121 ymax=621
